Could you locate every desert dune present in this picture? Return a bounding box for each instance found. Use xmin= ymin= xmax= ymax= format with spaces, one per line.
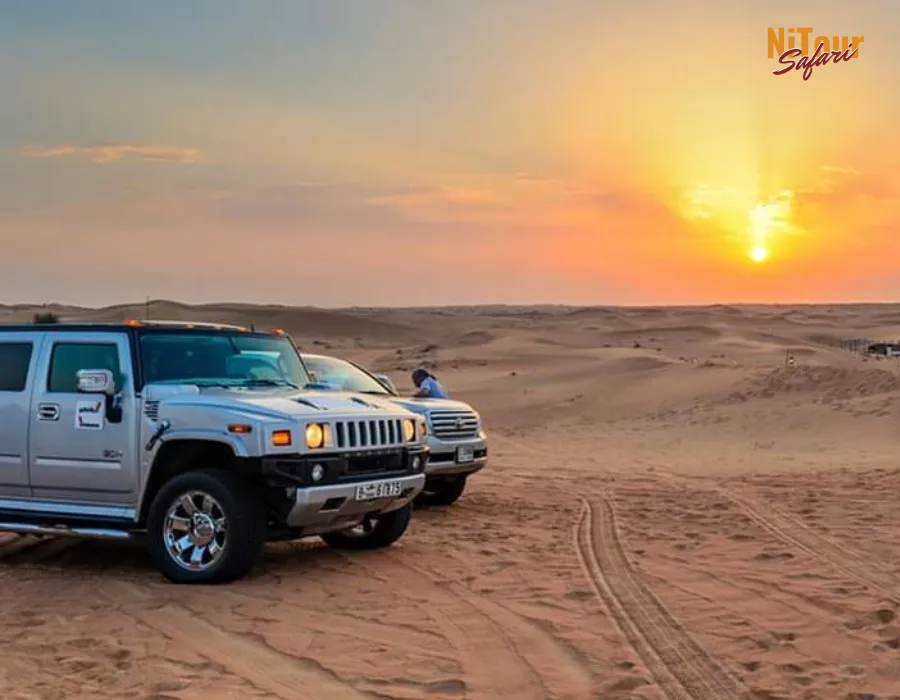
xmin=1 ymin=301 xmax=899 ymax=700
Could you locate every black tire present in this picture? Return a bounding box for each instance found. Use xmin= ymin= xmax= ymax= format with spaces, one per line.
xmin=146 ymin=468 xmax=266 ymax=584
xmin=320 ymin=503 xmax=412 ymax=551
xmin=418 ymin=475 xmax=467 ymax=506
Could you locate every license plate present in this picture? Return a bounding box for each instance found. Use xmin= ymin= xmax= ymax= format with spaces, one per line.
xmin=456 ymin=446 xmax=475 ymax=464
xmin=355 ymin=480 xmax=403 ymax=501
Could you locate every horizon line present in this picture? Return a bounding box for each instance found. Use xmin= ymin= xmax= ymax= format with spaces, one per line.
xmin=3 ymin=298 xmax=900 ymax=313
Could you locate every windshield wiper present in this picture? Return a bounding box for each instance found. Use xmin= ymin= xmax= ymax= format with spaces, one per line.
xmin=240 ymin=378 xmax=301 ymax=389
xmin=194 ymin=381 xmax=234 ymax=389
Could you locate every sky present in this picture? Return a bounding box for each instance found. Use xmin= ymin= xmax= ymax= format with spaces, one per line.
xmin=1 ymin=0 xmax=898 ymax=307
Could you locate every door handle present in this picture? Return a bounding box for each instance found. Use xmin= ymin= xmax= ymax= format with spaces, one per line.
xmin=37 ymin=403 xmax=60 ymax=421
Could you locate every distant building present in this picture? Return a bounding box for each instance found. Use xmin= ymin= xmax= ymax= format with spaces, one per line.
xmin=867 ymin=342 xmax=900 ymax=357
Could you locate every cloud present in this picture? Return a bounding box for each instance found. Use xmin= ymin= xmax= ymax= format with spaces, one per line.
xmin=798 ymin=164 xmax=894 ymax=201
xmin=819 ymin=165 xmax=861 ymax=177
xmin=361 ymin=174 xmax=656 ymax=228
xmin=791 ymin=165 xmax=899 ymax=231
xmin=366 ymin=185 xmax=502 ymax=210
xmin=18 ymin=143 xmax=204 ymax=164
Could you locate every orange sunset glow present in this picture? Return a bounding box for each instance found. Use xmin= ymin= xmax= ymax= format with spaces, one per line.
xmin=1 ymin=0 xmax=897 ymax=306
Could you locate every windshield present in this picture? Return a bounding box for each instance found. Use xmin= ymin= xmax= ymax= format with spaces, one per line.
xmin=302 ymin=355 xmax=392 ymax=395
xmin=139 ymin=331 xmax=312 ymax=388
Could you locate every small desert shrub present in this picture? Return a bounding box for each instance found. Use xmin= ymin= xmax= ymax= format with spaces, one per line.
xmin=33 ymin=312 xmax=60 ymax=324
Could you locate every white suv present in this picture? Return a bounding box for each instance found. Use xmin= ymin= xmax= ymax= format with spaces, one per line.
xmin=302 ymin=353 xmax=487 ymax=506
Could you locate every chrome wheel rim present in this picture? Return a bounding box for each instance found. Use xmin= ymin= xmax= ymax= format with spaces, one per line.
xmin=163 ymin=490 xmax=228 ymax=572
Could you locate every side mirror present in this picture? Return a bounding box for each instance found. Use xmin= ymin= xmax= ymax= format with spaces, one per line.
xmin=76 ymin=369 xmax=115 ymax=395
xmin=76 ymin=369 xmax=122 ymax=424
xmin=374 ymin=374 xmax=397 ymax=394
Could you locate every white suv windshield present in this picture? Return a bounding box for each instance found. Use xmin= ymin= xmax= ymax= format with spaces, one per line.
xmin=304 ymin=355 xmax=392 ymax=395
xmin=139 ymin=332 xmax=312 ymax=388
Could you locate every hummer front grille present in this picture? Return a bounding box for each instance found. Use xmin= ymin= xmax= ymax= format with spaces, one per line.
xmin=334 ymin=418 xmax=406 ymax=449
xmin=430 ymin=410 xmax=479 ymax=439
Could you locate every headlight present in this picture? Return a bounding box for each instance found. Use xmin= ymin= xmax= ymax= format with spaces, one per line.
xmin=310 ymin=463 xmax=325 ymax=482
xmin=418 ymin=419 xmax=427 ymax=439
xmin=305 ymin=422 xmax=325 ymax=449
xmin=402 ymin=418 xmax=415 ymax=442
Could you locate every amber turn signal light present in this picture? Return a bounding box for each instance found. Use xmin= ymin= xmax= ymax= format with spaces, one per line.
xmin=271 ymin=430 xmax=292 ymax=447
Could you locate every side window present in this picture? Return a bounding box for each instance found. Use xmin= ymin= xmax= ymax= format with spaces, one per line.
xmin=0 ymin=342 xmax=34 ymax=392
xmin=48 ymin=343 xmax=122 ymax=394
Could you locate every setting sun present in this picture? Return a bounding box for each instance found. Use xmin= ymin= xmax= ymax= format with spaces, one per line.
xmin=745 ymin=197 xmax=791 ymax=266
xmin=749 ymin=245 xmax=769 ymax=263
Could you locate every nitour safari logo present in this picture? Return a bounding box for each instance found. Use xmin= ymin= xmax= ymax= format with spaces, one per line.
xmin=767 ymin=27 xmax=864 ymax=80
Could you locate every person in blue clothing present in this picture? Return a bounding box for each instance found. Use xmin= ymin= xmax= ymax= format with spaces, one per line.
xmin=411 ymin=367 xmax=448 ymax=398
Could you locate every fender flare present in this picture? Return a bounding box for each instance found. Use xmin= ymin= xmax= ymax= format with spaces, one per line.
xmin=153 ymin=429 xmax=250 ymax=458
xmin=137 ymin=431 xmax=251 ymax=521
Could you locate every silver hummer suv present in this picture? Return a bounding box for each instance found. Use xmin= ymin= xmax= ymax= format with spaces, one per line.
xmin=0 ymin=321 xmax=428 ymax=584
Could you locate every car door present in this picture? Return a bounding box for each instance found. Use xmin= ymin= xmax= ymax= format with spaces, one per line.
xmin=28 ymin=332 xmax=138 ymax=506
xmin=0 ymin=332 xmax=44 ymax=499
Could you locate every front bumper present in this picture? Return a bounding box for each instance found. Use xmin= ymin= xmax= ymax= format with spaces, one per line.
xmin=282 ymin=473 xmax=425 ymax=531
xmin=260 ymin=445 xmax=428 ymax=532
xmin=424 ymin=434 xmax=488 ymax=477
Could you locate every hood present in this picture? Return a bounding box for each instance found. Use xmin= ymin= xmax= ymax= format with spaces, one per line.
xmin=145 ymin=384 xmax=413 ymax=420
xmin=388 ymin=396 xmax=477 ymax=416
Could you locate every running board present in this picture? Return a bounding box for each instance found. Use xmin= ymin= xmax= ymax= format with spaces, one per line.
xmin=0 ymin=522 xmax=134 ymax=540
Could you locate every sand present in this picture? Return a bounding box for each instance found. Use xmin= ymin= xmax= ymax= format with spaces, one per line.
xmin=1 ymin=301 xmax=899 ymax=699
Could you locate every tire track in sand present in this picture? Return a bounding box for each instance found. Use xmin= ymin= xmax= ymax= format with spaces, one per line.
xmin=720 ymin=489 xmax=900 ymax=603
xmin=336 ymin=550 xmax=557 ymax=700
xmin=608 ymin=471 xmax=900 ymax=603
xmin=574 ymin=498 xmax=753 ymax=700
xmin=1 ymin=536 xmax=81 ymax=566
xmin=0 ymin=534 xmax=56 ymax=560
xmin=174 ymin=584 xmax=459 ymax=664
xmin=100 ymin=579 xmax=370 ymax=700
xmin=381 ymin=550 xmax=597 ymax=700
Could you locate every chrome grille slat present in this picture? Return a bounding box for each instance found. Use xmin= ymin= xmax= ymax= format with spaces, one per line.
xmin=331 ymin=417 xmax=408 ymax=450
